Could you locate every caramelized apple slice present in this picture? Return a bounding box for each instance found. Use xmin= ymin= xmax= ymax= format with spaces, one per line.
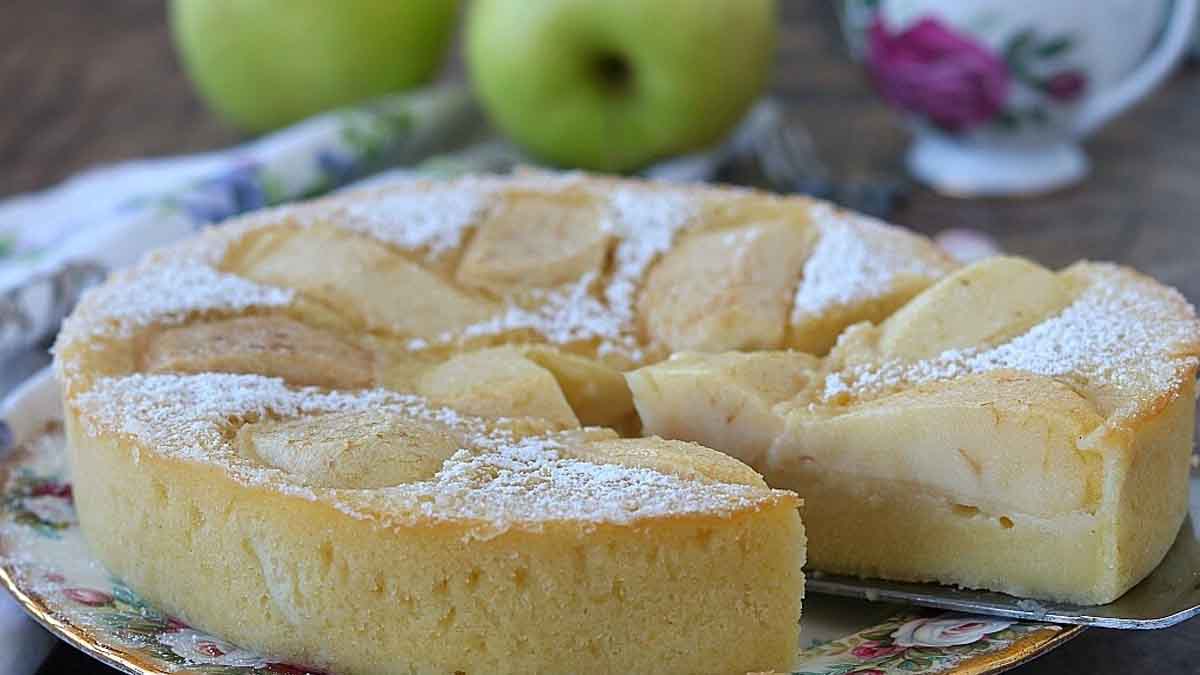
xmin=639 ymin=221 xmax=813 ymax=352
xmin=692 ymin=191 xmax=814 ymax=233
xmin=569 ymin=437 xmax=768 ymax=488
xmin=228 ymin=225 xmax=497 ymax=339
xmin=787 ymin=211 xmax=956 ymax=355
xmin=878 ymin=256 xmax=1075 ymax=360
xmin=456 ymin=191 xmax=611 ymax=294
xmin=626 ymin=351 xmax=820 ymax=468
xmin=418 ymin=347 xmax=579 ymax=427
xmin=519 ymin=345 xmax=634 ymax=428
xmin=143 ymin=315 xmax=372 ymax=389
xmin=238 ymin=410 xmax=463 ymax=488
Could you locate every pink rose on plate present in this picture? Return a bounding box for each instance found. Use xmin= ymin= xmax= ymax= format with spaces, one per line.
xmin=851 ymin=639 xmax=906 ymax=659
xmin=62 ymin=587 xmax=113 ymax=607
xmin=868 ymin=16 xmax=1010 ymax=132
xmin=892 ymin=614 xmax=1015 ymax=647
xmin=30 ymin=481 xmax=73 ymax=500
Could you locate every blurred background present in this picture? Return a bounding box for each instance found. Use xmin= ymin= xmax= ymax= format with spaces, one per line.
xmin=2 ymin=1 xmax=1200 ymax=673
xmin=4 ymin=2 xmax=1198 ymax=292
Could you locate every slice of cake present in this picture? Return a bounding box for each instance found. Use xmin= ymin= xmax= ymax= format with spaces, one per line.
xmin=64 ymin=373 xmax=805 ymax=674
xmin=630 ymin=256 xmax=1200 ymax=604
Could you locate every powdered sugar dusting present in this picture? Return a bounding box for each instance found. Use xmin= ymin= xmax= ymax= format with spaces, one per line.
xmin=463 ymin=170 xmax=592 ymax=194
xmin=792 ymin=205 xmax=953 ymax=319
xmin=460 ymin=272 xmax=639 ymax=356
xmin=73 ymin=373 xmax=786 ymax=531
xmin=602 ymin=187 xmax=697 ymax=327
xmin=400 ymin=436 xmax=781 ymax=535
xmin=450 ymin=185 xmax=698 ymax=361
xmin=58 ymin=264 xmax=293 ymax=345
xmin=823 ymin=263 xmax=1200 ymax=424
xmin=340 ymin=187 xmax=487 ymax=257
xmin=73 ymin=373 xmax=415 ymax=461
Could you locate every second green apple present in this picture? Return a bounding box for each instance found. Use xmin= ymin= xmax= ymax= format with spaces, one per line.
xmin=466 ymin=0 xmax=777 ymax=172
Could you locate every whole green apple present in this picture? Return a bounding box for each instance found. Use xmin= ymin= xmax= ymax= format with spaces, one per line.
xmin=466 ymin=0 xmax=776 ymax=172
xmin=170 ymin=0 xmax=459 ymax=132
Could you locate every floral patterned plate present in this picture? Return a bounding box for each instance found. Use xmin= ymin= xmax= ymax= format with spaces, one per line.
xmin=0 ymin=370 xmax=1082 ymax=675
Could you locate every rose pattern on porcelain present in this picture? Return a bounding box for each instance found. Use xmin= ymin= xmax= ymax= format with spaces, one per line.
xmin=891 ymin=615 xmax=1015 ymax=647
xmin=844 ymin=0 xmax=1197 ymax=195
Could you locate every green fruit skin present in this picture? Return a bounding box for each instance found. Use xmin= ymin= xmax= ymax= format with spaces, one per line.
xmin=170 ymin=0 xmax=459 ymax=132
xmin=466 ymin=0 xmax=776 ymax=173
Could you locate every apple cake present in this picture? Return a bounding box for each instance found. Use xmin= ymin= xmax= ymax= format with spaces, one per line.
xmin=54 ymin=171 xmax=1197 ymax=673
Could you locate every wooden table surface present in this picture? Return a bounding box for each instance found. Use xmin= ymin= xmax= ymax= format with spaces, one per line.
xmin=4 ymin=1 xmax=1199 ymax=673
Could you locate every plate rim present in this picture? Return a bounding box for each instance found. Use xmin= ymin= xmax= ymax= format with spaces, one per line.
xmin=0 ymin=563 xmax=161 ymax=675
xmin=937 ymin=624 xmax=1084 ymax=675
xmin=1 ymin=367 xmax=161 ymax=675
